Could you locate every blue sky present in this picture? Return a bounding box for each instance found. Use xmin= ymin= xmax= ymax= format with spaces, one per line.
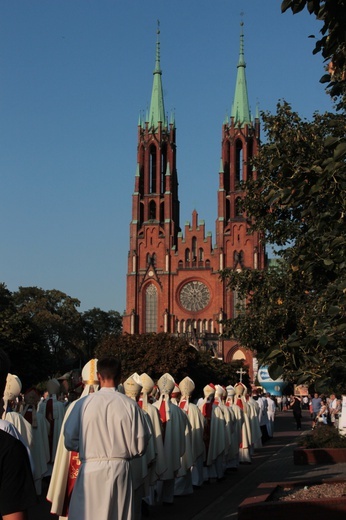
xmin=1 ymin=0 xmax=334 ymax=313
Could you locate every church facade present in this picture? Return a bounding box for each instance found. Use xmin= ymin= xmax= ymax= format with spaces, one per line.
xmin=123 ymin=25 xmax=266 ymax=379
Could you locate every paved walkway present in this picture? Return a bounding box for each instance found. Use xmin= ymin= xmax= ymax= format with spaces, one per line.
xmin=30 ymin=410 xmax=346 ymax=519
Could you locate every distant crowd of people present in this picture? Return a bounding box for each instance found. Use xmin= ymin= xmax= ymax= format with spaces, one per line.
xmin=273 ymin=392 xmax=342 ymax=431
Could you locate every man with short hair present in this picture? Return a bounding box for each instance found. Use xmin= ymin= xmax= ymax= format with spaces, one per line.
xmin=311 ymin=392 xmax=322 ymax=428
xmin=0 ymin=349 xmax=37 ymax=520
xmin=64 ymin=356 xmax=151 ymax=520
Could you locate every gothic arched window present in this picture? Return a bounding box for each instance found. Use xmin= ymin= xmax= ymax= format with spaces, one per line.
xmin=185 ymin=248 xmax=190 ymax=265
xmin=224 ymin=141 xmax=230 ymax=193
xmin=208 ymin=319 xmax=213 ymax=333
xmin=226 ymin=198 xmax=231 ymax=222
xmin=192 ymin=237 xmax=197 ymax=261
xmin=247 ymin=140 xmax=253 ymax=181
xmin=235 ymin=140 xmax=243 ymax=184
xmin=161 ymin=144 xmax=167 ymax=194
xmin=149 ymin=145 xmax=157 ymax=194
xmin=140 ymin=202 xmax=144 ymax=225
xmin=145 ymin=284 xmax=157 ymax=332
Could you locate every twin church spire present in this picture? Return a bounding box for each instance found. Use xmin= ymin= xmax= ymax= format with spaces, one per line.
xmin=146 ymin=21 xmax=252 ymax=130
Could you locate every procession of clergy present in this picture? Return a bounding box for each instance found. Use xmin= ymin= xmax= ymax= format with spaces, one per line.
xmin=2 ymin=358 xmax=276 ymax=519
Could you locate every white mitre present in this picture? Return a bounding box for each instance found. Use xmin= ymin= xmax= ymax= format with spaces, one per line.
xmin=139 ymin=373 xmax=154 ymax=395
xmin=179 ymin=376 xmax=195 ymax=398
xmin=226 ymin=385 xmax=235 ymax=397
xmin=156 ymin=373 xmax=175 ymax=423
xmin=124 ymin=375 xmax=142 ymax=400
xmin=215 ymin=384 xmax=226 ymax=399
xmin=157 ymin=373 xmax=175 ymax=396
xmin=234 ymin=381 xmax=247 ymax=397
xmin=2 ymin=374 xmax=22 ymax=419
xmin=81 ymin=358 xmax=99 ymax=397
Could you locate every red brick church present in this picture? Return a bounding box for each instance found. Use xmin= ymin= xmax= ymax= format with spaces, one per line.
xmin=123 ymin=24 xmax=266 ymax=381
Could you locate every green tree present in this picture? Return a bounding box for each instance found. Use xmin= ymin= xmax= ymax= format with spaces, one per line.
xmin=81 ymin=307 xmax=122 ymax=361
xmin=0 ymin=283 xmax=54 ymax=387
xmin=95 ymin=333 xmax=244 ymax=398
xmin=13 ymin=287 xmax=83 ymax=374
xmin=282 ymin=0 xmax=346 ymax=108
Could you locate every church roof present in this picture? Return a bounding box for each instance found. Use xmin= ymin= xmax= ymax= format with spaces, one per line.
xmin=231 ymin=22 xmax=251 ymax=126
xmin=148 ymin=23 xmax=166 ymax=130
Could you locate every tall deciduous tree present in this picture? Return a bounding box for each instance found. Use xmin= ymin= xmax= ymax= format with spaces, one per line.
xmin=0 ymin=283 xmax=54 ymax=387
xmin=13 ymin=287 xmax=83 ymax=373
xmin=81 ymin=307 xmax=122 ymax=361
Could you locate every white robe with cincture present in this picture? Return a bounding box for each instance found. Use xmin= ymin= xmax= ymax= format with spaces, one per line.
xmin=64 ymin=387 xmax=151 ymax=520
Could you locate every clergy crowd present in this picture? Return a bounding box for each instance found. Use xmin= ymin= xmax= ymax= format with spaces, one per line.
xmin=1 ymin=356 xmax=278 ymax=520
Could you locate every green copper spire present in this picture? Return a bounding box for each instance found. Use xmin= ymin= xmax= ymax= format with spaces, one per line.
xmin=231 ymin=22 xmax=251 ymax=126
xmin=149 ymin=22 xmax=166 ymax=130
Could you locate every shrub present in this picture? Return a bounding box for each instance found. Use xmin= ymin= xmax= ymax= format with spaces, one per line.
xmin=298 ymin=426 xmax=346 ymax=449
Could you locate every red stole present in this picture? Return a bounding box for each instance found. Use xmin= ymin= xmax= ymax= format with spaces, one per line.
xmin=159 ymin=398 xmax=168 ymax=442
xmin=61 ymin=451 xmax=81 ymax=516
xmin=179 ymin=399 xmax=188 ymax=414
xmin=236 ymin=397 xmax=243 ymax=409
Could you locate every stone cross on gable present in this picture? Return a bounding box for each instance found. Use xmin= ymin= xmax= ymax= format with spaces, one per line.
xmin=236 ymin=368 xmax=246 ymax=383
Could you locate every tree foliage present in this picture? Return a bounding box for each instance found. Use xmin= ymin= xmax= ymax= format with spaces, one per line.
xmin=282 ymin=0 xmax=346 ymax=109
xmin=0 ymin=283 xmax=53 ymax=388
xmin=95 ymin=333 xmax=246 ymax=398
xmin=81 ymin=308 xmax=122 ymax=363
xmin=0 ymin=284 xmax=122 ymax=388
xmin=13 ymin=286 xmax=83 ymax=372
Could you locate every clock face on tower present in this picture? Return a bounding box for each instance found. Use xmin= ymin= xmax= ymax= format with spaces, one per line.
xmin=179 ymin=281 xmax=210 ymax=312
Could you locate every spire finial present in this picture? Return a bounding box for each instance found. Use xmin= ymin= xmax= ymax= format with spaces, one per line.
xmin=238 ymin=18 xmax=245 ymax=67
xmin=155 ymin=20 xmax=161 ymax=72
